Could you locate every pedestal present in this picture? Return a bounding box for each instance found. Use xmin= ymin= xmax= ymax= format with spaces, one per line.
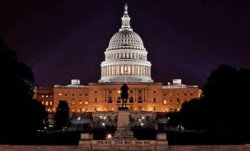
xmin=117 ymin=109 xmax=130 ymax=128
xmin=114 ymin=108 xmax=135 ymax=140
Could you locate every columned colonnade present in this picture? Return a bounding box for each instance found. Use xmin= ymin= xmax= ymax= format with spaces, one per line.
xmin=101 ymin=64 xmax=151 ymax=77
xmin=105 ymin=50 xmax=147 ymax=61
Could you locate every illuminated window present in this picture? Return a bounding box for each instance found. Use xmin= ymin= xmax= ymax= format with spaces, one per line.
xmin=46 ymin=95 xmax=48 ymax=98
xmin=49 ymin=101 xmax=53 ymax=106
xmin=41 ymin=101 xmax=44 ymax=105
xmin=85 ymin=101 xmax=88 ymax=105
xmin=163 ymin=100 xmax=167 ymax=104
xmin=45 ymin=101 xmax=48 ymax=106
xmin=79 ymin=100 xmax=82 ymax=104
xmin=177 ymin=98 xmax=180 ymax=104
xmin=42 ymin=95 xmax=44 ymax=98
xmin=59 ymin=93 xmax=62 ymax=96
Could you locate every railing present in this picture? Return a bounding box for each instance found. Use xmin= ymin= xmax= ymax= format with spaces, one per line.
xmin=92 ymin=140 xmax=156 ymax=145
xmin=79 ymin=137 xmax=168 ymax=150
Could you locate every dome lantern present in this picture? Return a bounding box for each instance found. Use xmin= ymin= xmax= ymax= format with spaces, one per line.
xmin=120 ymin=3 xmax=132 ymax=31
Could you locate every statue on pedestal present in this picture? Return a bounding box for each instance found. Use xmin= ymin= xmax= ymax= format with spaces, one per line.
xmin=120 ymin=83 xmax=129 ymax=109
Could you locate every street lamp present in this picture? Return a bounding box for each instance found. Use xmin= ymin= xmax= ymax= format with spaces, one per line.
xmin=77 ymin=117 xmax=81 ymax=131
xmin=106 ymin=133 xmax=112 ymax=140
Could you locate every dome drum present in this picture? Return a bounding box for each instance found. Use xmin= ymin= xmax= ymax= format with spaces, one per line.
xmin=104 ymin=50 xmax=148 ymax=61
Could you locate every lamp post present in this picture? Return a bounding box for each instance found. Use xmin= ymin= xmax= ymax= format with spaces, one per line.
xmin=77 ymin=117 xmax=81 ymax=131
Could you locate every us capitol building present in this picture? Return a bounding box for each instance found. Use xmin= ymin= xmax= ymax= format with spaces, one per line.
xmin=35 ymin=4 xmax=201 ymax=113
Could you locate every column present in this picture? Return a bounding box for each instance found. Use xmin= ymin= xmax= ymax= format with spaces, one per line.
xmin=148 ymin=66 xmax=150 ymax=76
xmin=149 ymin=67 xmax=151 ymax=76
xmin=117 ymin=65 xmax=119 ymax=75
xmin=109 ymin=65 xmax=111 ymax=76
xmin=138 ymin=65 xmax=141 ymax=76
xmin=111 ymin=65 xmax=113 ymax=76
xmin=114 ymin=65 xmax=117 ymax=76
xmin=128 ymin=65 xmax=131 ymax=75
xmin=107 ymin=65 xmax=109 ymax=76
xmin=104 ymin=66 xmax=106 ymax=76
xmin=132 ymin=65 xmax=134 ymax=75
xmin=135 ymin=65 xmax=138 ymax=75
xmin=143 ymin=66 xmax=145 ymax=77
xmin=106 ymin=66 xmax=108 ymax=76
xmin=136 ymin=65 xmax=139 ymax=75
xmin=147 ymin=66 xmax=149 ymax=76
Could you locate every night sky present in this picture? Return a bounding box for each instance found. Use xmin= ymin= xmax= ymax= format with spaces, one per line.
xmin=1 ymin=0 xmax=250 ymax=87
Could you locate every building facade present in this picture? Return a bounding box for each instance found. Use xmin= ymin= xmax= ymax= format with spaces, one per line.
xmin=35 ymin=4 xmax=201 ymax=113
xmin=34 ymin=87 xmax=54 ymax=112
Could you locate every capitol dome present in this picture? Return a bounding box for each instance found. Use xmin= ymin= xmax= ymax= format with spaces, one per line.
xmin=99 ymin=4 xmax=153 ymax=83
xmin=107 ymin=30 xmax=145 ymax=51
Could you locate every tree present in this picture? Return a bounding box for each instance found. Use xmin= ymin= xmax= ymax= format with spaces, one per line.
xmin=55 ymin=100 xmax=70 ymax=130
xmin=0 ymin=38 xmax=48 ymax=139
xmin=169 ymin=64 xmax=250 ymax=142
xmin=174 ymin=98 xmax=208 ymax=130
xmin=202 ymin=65 xmax=250 ymax=138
